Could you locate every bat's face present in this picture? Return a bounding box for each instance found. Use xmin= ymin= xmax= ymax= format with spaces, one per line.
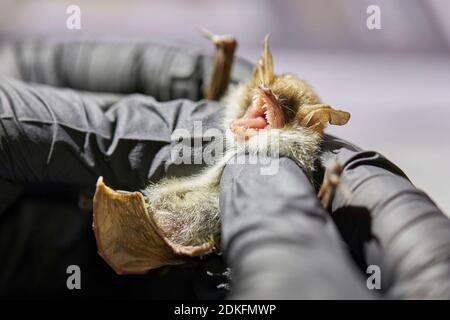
xmin=230 ymin=74 xmax=322 ymax=140
xmin=229 ymin=36 xmax=350 ymax=141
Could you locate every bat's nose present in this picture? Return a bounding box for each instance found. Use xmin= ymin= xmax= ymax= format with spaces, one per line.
xmin=258 ymin=83 xmax=270 ymax=92
xmin=257 ymin=84 xmax=276 ymax=101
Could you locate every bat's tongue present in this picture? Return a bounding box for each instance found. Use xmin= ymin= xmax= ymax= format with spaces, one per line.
xmin=232 ymin=116 xmax=267 ymax=129
xmin=230 ymin=85 xmax=285 ymax=139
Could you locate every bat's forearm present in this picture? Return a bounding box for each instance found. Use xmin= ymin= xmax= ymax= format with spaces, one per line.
xmin=202 ymin=30 xmax=237 ymax=101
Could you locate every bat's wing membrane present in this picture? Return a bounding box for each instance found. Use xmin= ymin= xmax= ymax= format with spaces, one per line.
xmin=93 ymin=177 xmax=215 ymax=274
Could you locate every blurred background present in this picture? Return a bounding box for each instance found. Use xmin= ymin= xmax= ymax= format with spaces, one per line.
xmin=0 ymin=0 xmax=449 ymax=214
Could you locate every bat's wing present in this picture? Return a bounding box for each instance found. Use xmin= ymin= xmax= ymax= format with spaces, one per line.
xmin=202 ymin=29 xmax=237 ymax=100
xmin=317 ymin=161 xmax=343 ymax=209
xmin=92 ymin=177 xmax=215 ymax=274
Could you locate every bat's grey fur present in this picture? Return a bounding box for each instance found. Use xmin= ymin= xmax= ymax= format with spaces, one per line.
xmin=143 ymin=83 xmax=322 ymax=246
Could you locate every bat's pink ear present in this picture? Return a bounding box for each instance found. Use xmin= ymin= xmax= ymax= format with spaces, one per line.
xmin=250 ymin=34 xmax=275 ymax=86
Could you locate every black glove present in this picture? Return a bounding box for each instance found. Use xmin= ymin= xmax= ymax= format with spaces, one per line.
xmin=220 ymin=154 xmax=374 ymax=299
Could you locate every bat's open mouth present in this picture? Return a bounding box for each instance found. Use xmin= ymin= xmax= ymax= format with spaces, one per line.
xmin=230 ymin=85 xmax=286 ymax=139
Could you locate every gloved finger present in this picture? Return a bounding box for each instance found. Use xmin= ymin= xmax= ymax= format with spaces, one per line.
xmin=220 ymin=154 xmax=375 ymax=299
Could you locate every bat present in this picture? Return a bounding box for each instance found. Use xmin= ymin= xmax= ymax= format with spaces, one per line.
xmin=93 ymin=32 xmax=350 ymax=274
